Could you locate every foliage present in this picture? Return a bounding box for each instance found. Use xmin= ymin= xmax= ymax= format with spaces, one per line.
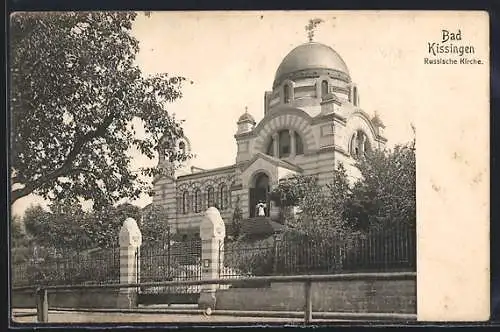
xmin=11 ymin=215 xmax=29 ymax=249
xmin=21 ymin=202 xmax=144 ymax=251
xmin=231 ymin=195 xmax=243 ymax=238
xmin=269 ymin=139 xmax=416 ymax=237
xmin=221 ymin=223 xmax=416 ymax=277
xmin=22 ymin=203 xmax=92 ymax=252
xmin=224 ymin=237 xmax=275 ymax=276
xmin=10 ymin=12 xmax=191 ymax=208
xmin=13 ymin=248 xmax=120 ymax=287
xmin=299 ymin=164 xmax=355 ymax=239
xmin=140 ymin=204 xmax=171 ymax=244
xmin=269 ymin=175 xmax=319 ymax=207
xmin=82 ymin=203 xmax=141 ymax=248
xmin=270 ymin=164 xmax=357 ymax=242
xmin=20 ymin=200 xmax=174 ymax=252
xmin=11 ymin=215 xmax=34 ymax=264
xmin=346 ymin=140 xmax=416 ymax=231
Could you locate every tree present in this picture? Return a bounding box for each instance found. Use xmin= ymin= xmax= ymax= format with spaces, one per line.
xmin=140 ymin=204 xmax=170 ymax=244
xmin=231 ymin=195 xmax=243 ymax=239
xmin=11 ymin=215 xmax=32 ymax=264
xmin=22 ymin=203 xmax=91 ymax=252
xmin=10 ymin=12 xmax=192 ymax=209
xmin=11 ymin=215 xmax=28 ymax=248
xmin=270 ymin=165 xmax=356 ymax=241
xmin=346 ymin=140 xmax=416 ymax=231
xmin=83 ymin=203 xmax=141 ymax=248
xmin=269 ymin=175 xmax=319 ymax=207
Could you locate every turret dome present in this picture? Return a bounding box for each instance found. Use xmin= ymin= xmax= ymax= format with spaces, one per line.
xmin=237 ymin=110 xmax=256 ymax=124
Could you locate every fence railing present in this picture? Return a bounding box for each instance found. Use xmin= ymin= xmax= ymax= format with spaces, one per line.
xmin=139 ymin=239 xmax=202 ymax=294
xmin=12 ymin=247 xmax=120 ymax=287
xmin=12 ymin=271 xmax=417 ymax=324
xmin=12 ymin=225 xmax=415 ymax=287
xmin=221 ymin=224 xmax=416 ymax=278
xmin=11 ymin=239 xmax=204 ymax=289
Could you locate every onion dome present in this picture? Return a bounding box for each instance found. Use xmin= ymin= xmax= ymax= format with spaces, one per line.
xmin=237 ymin=108 xmax=256 ymax=125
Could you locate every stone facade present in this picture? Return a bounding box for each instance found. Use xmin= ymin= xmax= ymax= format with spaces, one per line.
xmin=152 ymin=41 xmax=387 ymax=235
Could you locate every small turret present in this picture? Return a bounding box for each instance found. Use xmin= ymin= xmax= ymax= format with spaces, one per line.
xmin=236 ymin=107 xmax=256 ymax=135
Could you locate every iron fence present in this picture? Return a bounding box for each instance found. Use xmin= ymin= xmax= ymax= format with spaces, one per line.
xmin=11 ymin=247 xmax=120 ymax=287
xmin=12 ymin=224 xmax=415 ymax=289
xmin=220 ymin=223 xmax=416 ymax=278
xmin=139 ymin=238 xmax=202 ymax=295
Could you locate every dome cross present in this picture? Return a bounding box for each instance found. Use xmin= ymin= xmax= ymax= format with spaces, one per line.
xmin=305 ymin=18 xmax=324 ymax=42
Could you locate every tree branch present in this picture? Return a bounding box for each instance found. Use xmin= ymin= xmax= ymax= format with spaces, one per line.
xmin=11 ymin=113 xmax=115 ymax=203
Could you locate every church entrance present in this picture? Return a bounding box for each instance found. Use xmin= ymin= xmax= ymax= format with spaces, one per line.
xmin=249 ymin=172 xmax=270 ymax=218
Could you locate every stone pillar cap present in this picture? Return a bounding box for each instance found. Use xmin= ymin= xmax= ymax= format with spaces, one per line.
xmin=119 ymin=217 xmax=142 ymax=247
xmin=200 ymin=207 xmax=226 ymax=240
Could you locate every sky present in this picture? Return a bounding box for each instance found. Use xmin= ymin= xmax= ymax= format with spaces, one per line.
xmin=12 ymin=11 xmax=417 ymax=217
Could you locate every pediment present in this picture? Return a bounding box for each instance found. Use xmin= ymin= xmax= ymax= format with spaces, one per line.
xmin=241 ymin=152 xmax=302 ymax=173
xmin=240 ymin=152 xmax=302 ymax=188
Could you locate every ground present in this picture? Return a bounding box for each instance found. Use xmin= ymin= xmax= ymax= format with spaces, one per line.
xmin=12 ymin=309 xmax=338 ymax=324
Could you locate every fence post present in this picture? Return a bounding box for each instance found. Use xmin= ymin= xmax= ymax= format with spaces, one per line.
xmin=304 ymin=280 xmax=312 ymax=324
xmin=198 ymin=207 xmax=225 ymax=312
xmin=273 ymin=232 xmax=281 ymax=274
xmin=36 ymin=287 xmax=48 ymax=323
xmin=117 ymin=217 xmax=142 ymax=309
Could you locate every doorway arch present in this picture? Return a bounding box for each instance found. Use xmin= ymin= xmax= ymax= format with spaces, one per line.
xmin=249 ymin=172 xmax=271 ymax=217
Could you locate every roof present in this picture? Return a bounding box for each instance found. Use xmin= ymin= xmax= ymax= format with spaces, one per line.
xmin=274 ymin=42 xmax=350 ymax=85
xmin=177 ymin=164 xmax=236 ymax=180
xmin=241 ymin=152 xmax=303 ymax=173
xmin=237 ymin=111 xmax=256 ymax=124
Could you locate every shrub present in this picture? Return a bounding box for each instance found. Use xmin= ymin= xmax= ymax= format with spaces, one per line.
xmin=223 ymin=237 xmax=275 ymax=276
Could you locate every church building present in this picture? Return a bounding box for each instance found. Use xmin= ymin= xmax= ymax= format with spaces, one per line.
xmin=151 ymin=41 xmax=387 ymax=237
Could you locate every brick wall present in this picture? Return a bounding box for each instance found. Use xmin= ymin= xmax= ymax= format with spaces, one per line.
xmin=215 ymin=277 xmax=416 ymax=314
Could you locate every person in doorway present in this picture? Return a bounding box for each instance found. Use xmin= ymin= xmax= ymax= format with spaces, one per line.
xmin=256 ymin=201 xmax=266 ymax=217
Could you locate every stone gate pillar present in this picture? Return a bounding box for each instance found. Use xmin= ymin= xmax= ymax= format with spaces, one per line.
xmin=198 ymin=207 xmax=226 ymax=310
xmin=117 ymin=217 xmax=142 ymax=309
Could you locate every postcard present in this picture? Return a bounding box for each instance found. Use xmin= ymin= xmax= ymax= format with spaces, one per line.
xmin=9 ymin=10 xmax=489 ymax=325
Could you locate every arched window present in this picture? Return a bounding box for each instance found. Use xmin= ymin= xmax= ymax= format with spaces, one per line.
xmin=219 ymin=184 xmax=227 ymax=210
xmin=321 ymin=80 xmax=329 ymax=98
xmin=295 ymin=132 xmax=304 ymax=155
xmin=278 ymin=130 xmax=291 ymax=158
xmin=350 ymin=130 xmax=371 ymax=159
xmin=283 ymin=84 xmax=291 ymax=104
xmin=182 ymin=191 xmax=189 ymax=214
xmin=194 ymin=189 xmax=202 ymax=213
xmin=207 ymin=186 xmax=215 ymax=208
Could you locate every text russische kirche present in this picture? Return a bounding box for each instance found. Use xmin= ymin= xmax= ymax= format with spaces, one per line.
xmin=424 ymin=29 xmax=483 ymax=65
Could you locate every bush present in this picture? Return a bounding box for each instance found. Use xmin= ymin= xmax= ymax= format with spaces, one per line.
xmin=12 ymin=247 xmax=121 ymax=286
xmin=223 ymin=237 xmax=275 ymax=276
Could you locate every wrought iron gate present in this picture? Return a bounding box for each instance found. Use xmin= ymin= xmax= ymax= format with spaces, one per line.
xmin=137 ymin=238 xmax=202 ymax=305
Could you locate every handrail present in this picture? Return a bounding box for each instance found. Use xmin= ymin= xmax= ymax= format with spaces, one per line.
xmin=12 ymin=271 xmax=415 ymax=292
xmin=11 ymin=271 xmax=416 ymax=324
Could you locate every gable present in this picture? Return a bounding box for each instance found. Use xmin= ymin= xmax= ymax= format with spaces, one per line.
xmin=240 ymin=152 xmax=302 ymax=187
